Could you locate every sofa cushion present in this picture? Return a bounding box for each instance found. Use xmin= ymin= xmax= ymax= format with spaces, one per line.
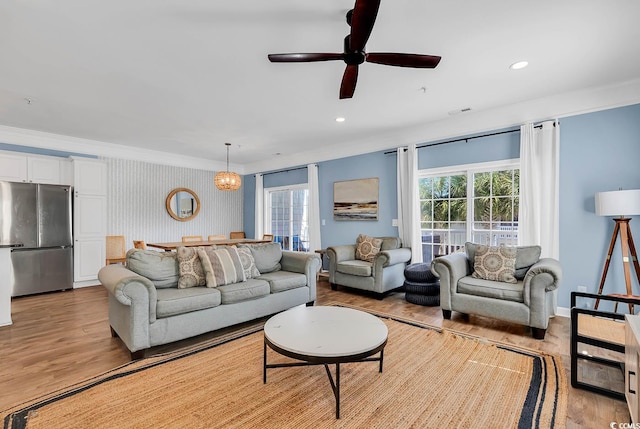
xmin=126 ymin=248 xmax=179 ymax=288
xmin=257 ymin=271 xmax=307 ymax=293
xmin=236 ymin=246 xmax=261 ymax=279
xmin=242 ymin=243 xmax=282 ymax=273
xmin=472 ymin=245 xmax=517 ymax=283
xmin=356 ymin=234 xmax=382 ymax=262
xmin=216 ymin=278 xmax=270 ymax=304
xmin=458 ymin=276 xmax=524 ymax=303
xmin=336 ymin=260 xmax=373 ymax=277
xmin=155 ymin=287 xmax=221 ymax=318
xmin=465 ymin=242 xmax=541 ymax=280
xmin=198 ymin=246 xmax=246 ymax=287
xmin=379 ymin=237 xmax=402 ymax=251
xmin=177 ymin=246 xmax=207 ymax=289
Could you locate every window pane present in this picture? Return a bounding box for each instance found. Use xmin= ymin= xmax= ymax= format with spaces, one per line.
xmin=474 ymin=198 xmax=490 ymax=221
xmin=450 ymin=175 xmax=467 ymax=198
xmin=450 ymin=199 xmax=467 ymax=221
xmin=433 ymin=200 xmax=448 ymax=222
xmin=491 ymin=197 xmax=514 ymax=222
xmin=474 ymin=172 xmax=491 ymax=197
xmin=492 ymin=170 xmax=513 ymax=196
xmin=420 ymin=201 xmax=433 ymax=222
xmin=433 ymin=177 xmax=450 ymax=199
xmin=419 ymin=178 xmax=433 ymax=199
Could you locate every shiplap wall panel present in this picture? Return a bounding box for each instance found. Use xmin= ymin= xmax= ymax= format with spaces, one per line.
xmin=105 ymin=158 xmax=243 ymax=251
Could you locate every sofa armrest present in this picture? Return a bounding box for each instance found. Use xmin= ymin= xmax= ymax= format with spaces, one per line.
xmin=523 ymin=258 xmax=562 ymax=292
xmin=374 ymin=247 xmax=412 ymax=268
xmin=430 ymin=252 xmax=470 ymax=310
xmin=280 ymin=251 xmax=321 ymax=302
xmin=98 ymin=265 xmax=158 ymax=323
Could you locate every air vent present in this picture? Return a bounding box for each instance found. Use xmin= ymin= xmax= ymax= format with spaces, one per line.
xmin=448 ymin=107 xmax=472 ymax=116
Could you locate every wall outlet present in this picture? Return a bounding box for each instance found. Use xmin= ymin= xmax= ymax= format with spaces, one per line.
xmin=321 ymin=219 xmax=326 ymax=226
xmin=577 ymin=285 xmax=587 ymax=293
xmin=392 ymin=219 xmax=398 ymax=227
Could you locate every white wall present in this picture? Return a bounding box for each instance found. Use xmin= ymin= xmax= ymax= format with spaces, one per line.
xmin=105 ymin=157 xmax=243 ymax=249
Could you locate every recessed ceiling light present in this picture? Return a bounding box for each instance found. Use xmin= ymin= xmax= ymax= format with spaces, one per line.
xmin=335 ymin=117 xmax=345 ymax=123
xmin=509 ymin=61 xmax=529 ymax=70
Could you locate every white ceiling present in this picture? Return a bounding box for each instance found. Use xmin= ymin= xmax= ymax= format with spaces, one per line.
xmin=1 ymin=0 xmax=640 ymax=174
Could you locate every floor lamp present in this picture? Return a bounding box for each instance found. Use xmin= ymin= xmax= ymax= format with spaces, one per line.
xmin=594 ymin=189 xmax=640 ymax=313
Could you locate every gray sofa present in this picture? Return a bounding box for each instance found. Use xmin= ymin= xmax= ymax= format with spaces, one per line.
xmin=327 ymin=236 xmax=411 ymax=298
xmin=98 ymin=243 xmax=320 ymax=359
xmin=430 ymin=242 xmax=562 ymax=339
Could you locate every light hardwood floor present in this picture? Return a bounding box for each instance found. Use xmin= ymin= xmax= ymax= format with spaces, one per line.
xmin=0 ymin=281 xmax=631 ymax=428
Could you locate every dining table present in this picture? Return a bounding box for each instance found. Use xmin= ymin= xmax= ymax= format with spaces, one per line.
xmin=146 ymin=238 xmax=272 ymax=251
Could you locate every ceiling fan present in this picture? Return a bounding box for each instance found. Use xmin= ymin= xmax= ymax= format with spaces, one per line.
xmin=268 ymin=0 xmax=441 ymax=99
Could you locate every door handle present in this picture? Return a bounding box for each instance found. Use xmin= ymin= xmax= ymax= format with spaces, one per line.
xmin=629 ymin=370 xmax=636 ymax=394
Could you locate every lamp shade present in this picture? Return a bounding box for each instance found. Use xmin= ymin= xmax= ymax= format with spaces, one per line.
xmin=214 ymin=171 xmax=242 ymax=191
xmin=595 ymin=189 xmax=640 ymax=216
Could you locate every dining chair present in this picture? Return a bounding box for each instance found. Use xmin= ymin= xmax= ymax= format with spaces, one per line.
xmin=133 ymin=240 xmax=147 ymax=250
xmin=229 ymin=231 xmax=245 ymax=239
xmin=208 ymin=234 xmax=226 ymax=241
xmin=182 ymin=235 xmax=203 ymax=242
xmin=106 ymin=235 xmax=127 ymax=265
xmin=262 ymin=234 xmax=274 ymax=242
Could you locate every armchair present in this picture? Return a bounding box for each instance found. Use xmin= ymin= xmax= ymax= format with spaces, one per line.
xmin=327 ymin=236 xmax=412 ymax=299
xmin=431 ymin=242 xmax=562 ymax=339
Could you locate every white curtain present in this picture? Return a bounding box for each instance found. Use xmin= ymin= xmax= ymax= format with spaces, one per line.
xmin=397 ymin=144 xmax=422 ymax=263
xmin=307 ymin=164 xmax=322 ymax=252
xmin=519 ymin=120 xmax=560 ymax=259
xmin=254 ymin=173 xmax=264 ymax=239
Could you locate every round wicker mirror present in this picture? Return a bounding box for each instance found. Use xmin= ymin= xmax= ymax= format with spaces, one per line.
xmin=166 ymin=188 xmax=200 ymax=222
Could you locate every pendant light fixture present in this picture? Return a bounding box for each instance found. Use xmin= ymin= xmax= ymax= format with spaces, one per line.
xmin=214 ymin=143 xmax=241 ymax=191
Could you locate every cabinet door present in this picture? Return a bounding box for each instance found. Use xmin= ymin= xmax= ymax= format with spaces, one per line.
xmin=74 ymin=195 xmax=106 ymax=237
xmin=74 ymin=238 xmax=105 ymax=282
xmin=73 ymin=159 xmax=106 ymax=196
xmin=27 ymin=157 xmax=62 ymax=184
xmin=0 ymin=153 xmax=28 ymax=182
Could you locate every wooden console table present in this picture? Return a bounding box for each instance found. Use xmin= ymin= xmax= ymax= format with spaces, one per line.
xmin=147 ymin=238 xmax=271 ymax=251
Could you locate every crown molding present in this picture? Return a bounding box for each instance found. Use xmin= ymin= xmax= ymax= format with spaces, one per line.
xmin=242 ymin=78 xmax=640 ymax=174
xmin=0 ymin=125 xmax=236 ymax=173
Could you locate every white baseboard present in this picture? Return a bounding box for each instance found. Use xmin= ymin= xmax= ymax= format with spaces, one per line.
xmin=555 ymin=306 xmax=570 ymax=318
xmin=73 ymin=281 xmax=101 ymax=289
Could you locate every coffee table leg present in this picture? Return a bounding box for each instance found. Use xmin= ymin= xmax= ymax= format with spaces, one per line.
xmin=379 ymin=349 xmax=384 ymax=372
xmin=323 ymin=363 xmax=341 ymax=419
xmin=263 ymin=339 xmax=267 ymax=384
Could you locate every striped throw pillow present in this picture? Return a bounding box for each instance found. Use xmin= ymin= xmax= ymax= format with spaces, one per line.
xmin=197 ymin=246 xmax=246 ymax=288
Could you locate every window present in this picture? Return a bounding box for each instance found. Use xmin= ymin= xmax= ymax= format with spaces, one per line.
xmin=265 ymin=184 xmax=309 ymax=252
xmin=419 ymin=160 xmax=519 ymax=263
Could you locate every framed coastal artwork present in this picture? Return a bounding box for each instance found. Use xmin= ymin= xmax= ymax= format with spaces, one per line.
xmin=333 ymin=177 xmax=379 ymax=221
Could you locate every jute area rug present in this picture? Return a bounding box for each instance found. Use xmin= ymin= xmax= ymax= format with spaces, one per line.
xmin=2 ymin=306 xmax=567 ymax=429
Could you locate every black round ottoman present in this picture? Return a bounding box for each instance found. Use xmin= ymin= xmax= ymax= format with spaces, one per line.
xmin=403 ymin=263 xmax=440 ymax=307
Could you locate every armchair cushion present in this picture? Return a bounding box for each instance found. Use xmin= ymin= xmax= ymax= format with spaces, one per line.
xmin=465 ymin=242 xmax=541 ymax=280
xmin=337 ymin=260 xmax=373 ymax=277
xmin=355 ymin=234 xmax=383 ymax=262
xmin=458 ymin=277 xmax=524 ymax=303
xmin=471 ymin=245 xmax=517 ymax=284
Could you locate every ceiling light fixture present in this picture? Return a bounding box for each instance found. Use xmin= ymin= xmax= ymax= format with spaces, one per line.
xmin=335 ymin=117 xmax=345 ymax=122
xmin=509 ymin=61 xmax=529 ymax=70
xmin=214 ymin=143 xmax=241 ymax=191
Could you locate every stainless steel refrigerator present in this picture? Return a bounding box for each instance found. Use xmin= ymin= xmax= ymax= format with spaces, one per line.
xmin=0 ymin=181 xmax=73 ymax=297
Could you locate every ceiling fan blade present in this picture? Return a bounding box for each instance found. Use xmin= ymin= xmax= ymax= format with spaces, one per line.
xmin=339 ymin=65 xmax=359 ymax=99
xmin=349 ymin=0 xmax=381 ymax=52
xmin=268 ymin=53 xmax=344 ymax=63
xmin=366 ymin=53 xmax=442 ymax=68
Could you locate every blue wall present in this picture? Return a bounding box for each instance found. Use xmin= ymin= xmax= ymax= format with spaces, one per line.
xmin=244 ymin=103 xmax=640 ymax=309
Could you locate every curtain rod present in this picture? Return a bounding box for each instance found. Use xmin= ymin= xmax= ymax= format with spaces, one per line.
xmin=384 ymin=121 xmax=554 ymax=155
xmin=260 ymin=165 xmax=308 ymax=177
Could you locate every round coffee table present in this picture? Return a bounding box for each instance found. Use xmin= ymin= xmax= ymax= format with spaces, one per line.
xmin=263 ymin=306 xmax=388 ymax=419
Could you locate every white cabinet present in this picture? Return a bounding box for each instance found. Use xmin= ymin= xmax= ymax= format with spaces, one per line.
xmin=0 ymin=151 xmax=68 ymax=185
xmin=626 ymin=314 xmax=640 ymax=423
xmin=72 ymin=158 xmax=107 ymax=285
